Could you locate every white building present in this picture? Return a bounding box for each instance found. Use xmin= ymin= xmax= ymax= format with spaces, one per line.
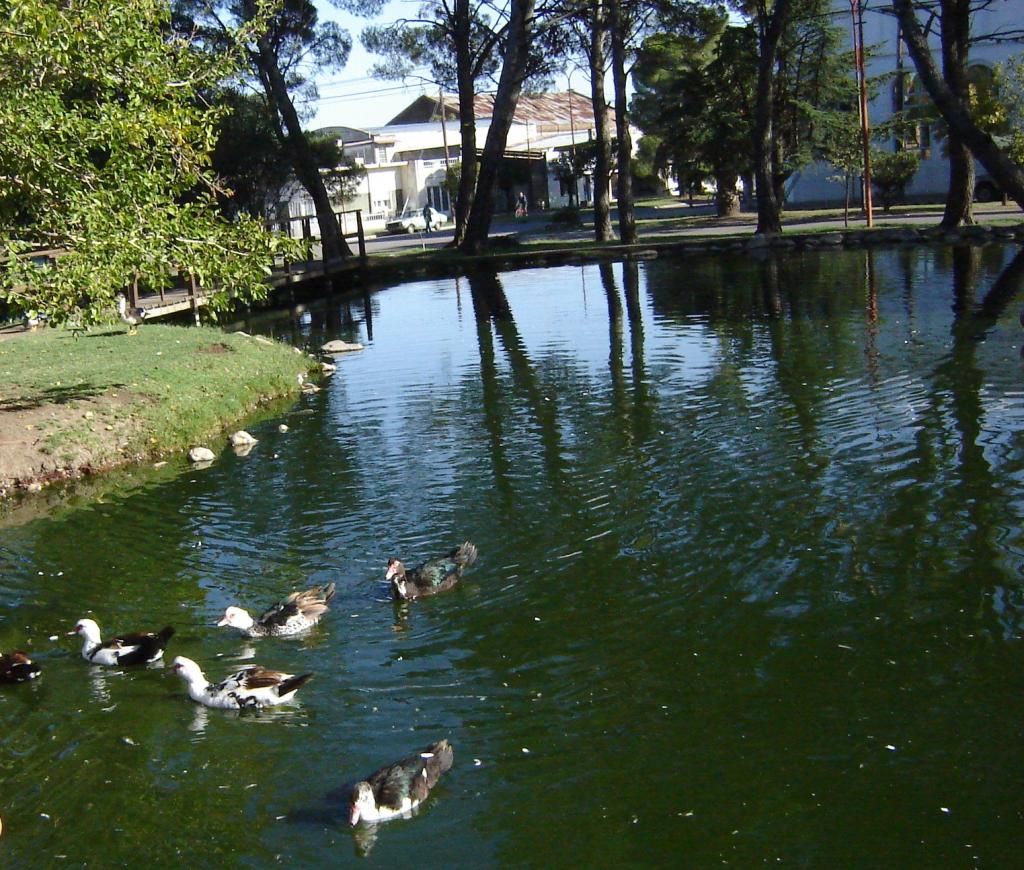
xmin=277 ymin=91 xmax=639 ymax=238
xmin=787 ymin=1 xmax=1021 ymax=206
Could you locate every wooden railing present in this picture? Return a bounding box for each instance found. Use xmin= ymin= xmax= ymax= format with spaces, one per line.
xmin=270 ymin=208 xmax=367 ymax=260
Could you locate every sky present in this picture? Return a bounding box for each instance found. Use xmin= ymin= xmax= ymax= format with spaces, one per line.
xmin=304 ymin=1 xmax=452 ymax=130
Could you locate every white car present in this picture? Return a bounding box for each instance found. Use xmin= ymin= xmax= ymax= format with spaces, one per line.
xmin=385 ymin=208 xmax=449 ymax=234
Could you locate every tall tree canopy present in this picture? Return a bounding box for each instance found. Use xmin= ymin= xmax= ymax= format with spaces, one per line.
xmin=633 ymin=5 xmax=757 ymax=216
xmin=174 ymin=0 xmax=364 ymax=260
xmin=891 ymin=0 xmax=1024 ymax=209
xmin=210 ymin=89 xmax=295 ymax=219
xmin=736 ymin=0 xmax=853 ymax=233
xmin=0 ymin=0 xmax=300 ymax=325
xmin=361 ymin=0 xmax=504 ymax=244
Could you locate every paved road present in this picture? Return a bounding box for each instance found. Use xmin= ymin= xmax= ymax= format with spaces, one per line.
xmin=365 ymin=225 xmax=456 ymax=254
xmin=364 ymin=213 xmax=533 ymax=254
xmin=363 ymin=201 xmax=1022 ymax=254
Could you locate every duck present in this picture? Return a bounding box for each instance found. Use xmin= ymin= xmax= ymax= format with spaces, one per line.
xmin=386 ymin=542 xmax=478 ymax=600
xmin=23 ymin=310 xmax=47 ymax=332
xmin=349 ymin=739 xmax=454 ymax=826
xmin=0 ymin=650 xmax=41 ymax=682
xmin=70 ymin=618 xmax=174 ymax=666
xmin=170 ymin=655 xmax=313 ymax=710
xmin=116 ymin=293 xmax=147 ymax=335
xmin=216 ymin=582 xmax=336 ymax=637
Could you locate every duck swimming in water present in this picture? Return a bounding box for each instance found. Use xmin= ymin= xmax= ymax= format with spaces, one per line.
xmin=170 ymin=655 xmax=314 ymax=710
xmin=385 ymin=543 xmax=477 ymax=601
xmin=70 ymin=618 xmax=174 ymax=666
xmin=349 ymin=739 xmax=454 ymax=826
xmin=0 ymin=650 xmax=41 ymax=682
xmin=217 ymin=583 xmax=336 ymax=637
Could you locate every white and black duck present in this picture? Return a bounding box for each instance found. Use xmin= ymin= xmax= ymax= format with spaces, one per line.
xmin=170 ymin=655 xmax=314 ymax=710
xmin=70 ymin=618 xmax=174 ymax=666
xmin=385 ymin=542 xmax=478 ymax=601
xmin=116 ymin=293 xmax=147 ymax=335
xmin=217 ymin=583 xmax=336 ymax=637
xmin=349 ymin=739 xmax=454 ymax=826
xmin=0 ymin=650 xmax=41 ymax=682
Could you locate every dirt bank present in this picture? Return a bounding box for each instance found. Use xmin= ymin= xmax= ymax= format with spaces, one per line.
xmin=0 ymin=325 xmax=316 ymax=497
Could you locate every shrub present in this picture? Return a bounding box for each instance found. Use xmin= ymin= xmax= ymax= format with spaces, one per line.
xmin=870 ymin=149 xmax=921 ymax=211
xmin=549 ymin=206 xmax=583 ymax=228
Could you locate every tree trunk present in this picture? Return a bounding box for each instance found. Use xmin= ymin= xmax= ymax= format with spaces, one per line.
xmin=892 ymin=0 xmax=1024 ymax=210
xmin=939 ymin=0 xmax=974 ymax=228
xmin=608 ymin=0 xmax=636 ymax=244
xmin=254 ymin=36 xmax=351 ymax=260
xmin=752 ymin=0 xmax=792 ymax=235
xmin=741 ymin=172 xmax=754 ymax=207
xmin=714 ymin=172 xmax=740 ymax=217
xmin=589 ymin=0 xmax=614 ymax=242
xmin=772 ymin=140 xmax=788 ymax=211
xmin=460 ymin=0 xmax=536 ymax=253
xmin=451 ymin=0 xmax=479 ymax=247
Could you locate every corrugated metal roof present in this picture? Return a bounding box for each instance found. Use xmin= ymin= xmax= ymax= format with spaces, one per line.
xmin=386 ymin=91 xmax=598 ymax=128
xmin=465 ymin=91 xmax=597 ymax=127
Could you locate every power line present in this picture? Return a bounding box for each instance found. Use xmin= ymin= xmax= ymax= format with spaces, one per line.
xmin=303 ymin=82 xmax=431 ymax=106
xmin=310 ymin=74 xmax=381 ymax=89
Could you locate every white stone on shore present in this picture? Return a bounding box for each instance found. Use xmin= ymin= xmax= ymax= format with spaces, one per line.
xmin=229 ymin=430 xmax=257 ymax=447
xmin=320 ymin=361 xmax=337 ymax=375
xmin=188 ymin=447 xmax=215 ymax=463
xmin=321 ymin=340 xmax=364 ymax=354
xmin=278 ymin=424 xmax=289 ymax=433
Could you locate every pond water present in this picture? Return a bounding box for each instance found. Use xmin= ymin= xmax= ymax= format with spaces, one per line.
xmin=2 ymin=244 xmax=1024 ymax=866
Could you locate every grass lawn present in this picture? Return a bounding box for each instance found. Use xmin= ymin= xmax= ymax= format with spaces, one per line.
xmin=0 ymin=325 xmax=314 ymax=492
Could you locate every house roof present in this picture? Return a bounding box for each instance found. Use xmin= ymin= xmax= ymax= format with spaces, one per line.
xmin=312 ymin=126 xmax=395 ymax=146
xmin=386 ymin=91 xmax=598 ymax=132
xmin=314 ymin=125 xmax=372 ymax=142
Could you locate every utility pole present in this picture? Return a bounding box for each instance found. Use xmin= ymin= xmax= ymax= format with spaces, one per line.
xmin=439 ymin=86 xmax=451 ymax=165
xmin=567 ymin=69 xmax=578 ymax=207
xmin=439 ymin=86 xmax=452 ymax=212
xmin=850 ymin=0 xmax=874 ymax=227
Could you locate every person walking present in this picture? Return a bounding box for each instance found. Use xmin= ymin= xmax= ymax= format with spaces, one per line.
xmin=422 ymin=204 xmax=434 ymax=233
xmin=515 ymin=192 xmax=528 ymax=218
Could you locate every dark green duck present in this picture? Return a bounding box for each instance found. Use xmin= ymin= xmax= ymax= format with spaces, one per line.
xmin=385 ymin=542 xmax=478 ymax=601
